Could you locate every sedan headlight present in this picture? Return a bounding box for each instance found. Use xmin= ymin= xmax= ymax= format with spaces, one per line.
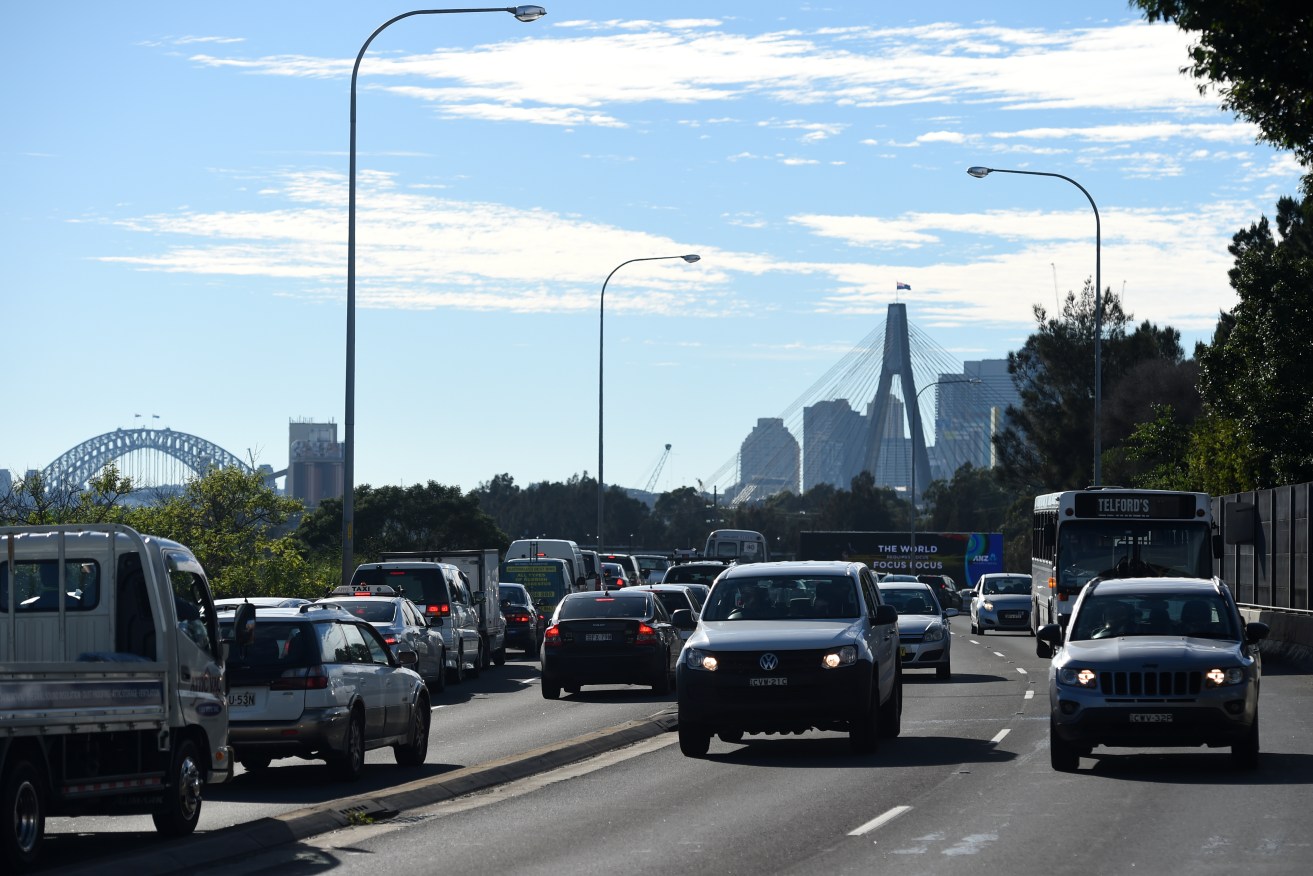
xmin=981 ymin=600 xmax=995 ymax=611
xmin=684 ymin=647 xmax=718 ymax=671
xmin=1057 ymin=667 xmax=1098 ymax=688
xmin=821 ymin=645 xmax=857 ymax=669
xmin=922 ymin=624 xmax=945 ymax=643
xmin=1204 ymin=667 xmax=1245 ymax=687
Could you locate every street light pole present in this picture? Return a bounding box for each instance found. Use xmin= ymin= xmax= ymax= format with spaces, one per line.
xmin=597 ymin=254 xmax=700 ymax=553
xmin=966 ymin=165 xmax=1102 ymax=486
xmin=910 ymin=378 xmax=981 ymax=550
xmin=341 ymin=6 xmax=546 ymax=587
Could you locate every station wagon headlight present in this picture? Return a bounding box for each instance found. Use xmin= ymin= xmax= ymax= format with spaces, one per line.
xmin=922 ymin=624 xmax=945 ymax=643
xmin=822 ymin=645 xmax=857 ymax=669
xmin=684 ymin=647 xmax=718 ymax=671
xmin=1058 ymin=667 xmax=1098 ymax=688
xmin=1205 ymin=667 xmax=1245 ymax=687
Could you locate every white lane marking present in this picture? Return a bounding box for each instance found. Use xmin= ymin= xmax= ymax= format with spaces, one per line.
xmin=990 ymin=729 xmax=1010 ymax=745
xmin=849 ymin=805 xmax=913 ymax=837
xmin=1025 ymin=690 xmax=1035 ymax=700
xmin=969 ymin=639 xmax=981 ymax=645
xmin=1016 ymin=667 xmax=1027 ymax=675
xmin=993 ymin=652 xmax=1005 ymax=658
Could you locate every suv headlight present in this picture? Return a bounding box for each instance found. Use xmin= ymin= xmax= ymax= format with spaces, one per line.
xmin=1057 ymin=667 xmax=1098 ymax=688
xmin=821 ymin=645 xmax=857 ymax=669
xmin=922 ymin=624 xmax=945 ymax=643
xmin=1204 ymin=667 xmax=1245 ymax=687
xmin=684 ymin=647 xmax=718 ymax=671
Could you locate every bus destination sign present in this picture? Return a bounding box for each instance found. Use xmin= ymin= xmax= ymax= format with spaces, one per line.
xmin=1074 ymin=493 xmax=1197 ymax=520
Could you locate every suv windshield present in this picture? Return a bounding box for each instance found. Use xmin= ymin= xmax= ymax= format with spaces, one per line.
xmin=702 ymin=576 xmax=858 ymax=621
xmin=1069 ymin=592 xmax=1238 ymax=641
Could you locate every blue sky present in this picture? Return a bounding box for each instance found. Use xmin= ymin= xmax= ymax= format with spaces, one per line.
xmin=4 ymin=1 xmax=1303 ymax=498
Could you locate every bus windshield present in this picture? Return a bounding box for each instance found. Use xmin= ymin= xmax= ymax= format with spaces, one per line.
xmin=1057 ymin=521 xmax=1212 ymax=590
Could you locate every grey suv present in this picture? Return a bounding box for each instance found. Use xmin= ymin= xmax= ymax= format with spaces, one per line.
xmin=221 ymin=604 xmax=431 ymax=780
xmin=676 ymin=560 xmax=902 ymax=756
xmin=1039 ymin=577 xmax=1268 ymax=771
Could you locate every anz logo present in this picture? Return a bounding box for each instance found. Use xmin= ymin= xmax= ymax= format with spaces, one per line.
xmin=758 ymin=653 xmax=779 ymax=671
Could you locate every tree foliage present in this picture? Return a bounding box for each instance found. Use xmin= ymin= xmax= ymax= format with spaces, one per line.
xmin=1131 ymin=1 xmax=1313 ymax=169
xmin=1197 ymin=193 xmax=1313 ymax=487
xmin=0 ymin=466 xmax=136 ymax=525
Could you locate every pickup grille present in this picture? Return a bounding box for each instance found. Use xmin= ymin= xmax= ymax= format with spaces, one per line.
xmin=1099 ymin=670 xmax=1203 ymax=697
xmin=714 ymin=650 xmax=827 ymax=674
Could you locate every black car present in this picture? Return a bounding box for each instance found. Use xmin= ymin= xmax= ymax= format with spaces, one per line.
xmin=917 ymin=574 xmax=963 ymax=610
xmin=500 ymin=582 xmax=545 ymax=657
xmin=540 ymin=591 xmax=687 ymax=699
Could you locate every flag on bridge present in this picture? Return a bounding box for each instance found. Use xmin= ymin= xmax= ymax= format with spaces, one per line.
xmin=896 ymin=281 xmax=911 ymax=290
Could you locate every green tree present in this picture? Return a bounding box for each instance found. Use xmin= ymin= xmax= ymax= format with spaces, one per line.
xmin=646 ymin=486 xmax=713 ymax=552
xmin=920 ymin=463 xmax=1018 ymax=534
xmin=1131 ymin=1 xmax=1313 ymax=169
xmin=1197 ymin=193 xmax=1313 ymax=486
xmin=129 ymin=467 xmax=314 ymax=599
xmin=0 ymin=465 xmax=136 ymax=525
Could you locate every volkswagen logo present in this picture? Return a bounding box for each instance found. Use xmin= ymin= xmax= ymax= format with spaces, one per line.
xmin=758 ymin=653 xmax=779 ymax=671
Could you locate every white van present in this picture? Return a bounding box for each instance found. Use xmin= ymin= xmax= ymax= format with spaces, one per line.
xmin=504 ymin=538 xmax=591 ymax=591
xmin=704 ymin=529 xmax=769 ymax=564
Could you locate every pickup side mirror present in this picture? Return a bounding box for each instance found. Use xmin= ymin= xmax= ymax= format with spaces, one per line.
xmin=873 ymin=604 xmax=898 ymax=626
xmin=670 ymin=608 xmax=697 ymax=630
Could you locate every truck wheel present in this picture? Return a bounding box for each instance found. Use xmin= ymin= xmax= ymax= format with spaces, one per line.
xmin=2 ymin=757 xmax=45 ymax=870
xmin=330 ymin=710 xmax=367 ymax=781
xmin=394 ymin=693 xmax=431 ymax=767
xmin=152 ymin=739 xmax=203 ymax=837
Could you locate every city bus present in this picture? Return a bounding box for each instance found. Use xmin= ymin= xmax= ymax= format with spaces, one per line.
xmin=704 ymin=529 xmax=769 ymax=564
xmin=1031 ymin=488 xmax=1216 ymax=647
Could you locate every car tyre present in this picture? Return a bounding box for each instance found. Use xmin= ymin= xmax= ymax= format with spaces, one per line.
xmin=1232 ymin=714 xmax=1260 ymax=770
xmin=877 ymin=666 xmax=903 ymax=738
xmin=152 ymin=738 xmax=203 ymax=837
xmin=428 ymin=647 xmax=447 ymax=694
xmin=448 ymin=643 xmax=466 ymax=685
xmin=541 ymin=678 xmax=561 ymax=700
xmin=1049 ymin=718 xmax=1080 ymax=772
xmin=717 ymin=729 xmax=744 ymax=744
xmin=469 ymin=640 xmax=483 ymax=679
xmin=936 ymin=658 xmax=952 ymax=680
xmin=678 ymin=721 xmax=711 ymax=757
xmin=1 ymin=756 xmax=46 ymax=870
xmin=849 ymin=690 xmax=880 ymax=754
xmin=330 ymin=710 xmax=366 ymax=781
xmin=652 ymin=653 xmax=673 ymax=694
xmin=394 ymin=693 xmax=431 ymax=766
xmin=493 ymin=642 xmax=507 ymax=666
xmin=239 ymin=756 xmax=271 ymax=772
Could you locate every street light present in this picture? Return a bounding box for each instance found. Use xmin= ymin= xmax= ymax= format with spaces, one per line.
xmin=909 ymin=378 xmax=981 ymax=550
xmin=966 ymin=165 xmax=1103 ymax=485
xmin=597 ymin=254 xmax=700 ymax=552
xmin=342 ymin=6 xmax=547 ymax=587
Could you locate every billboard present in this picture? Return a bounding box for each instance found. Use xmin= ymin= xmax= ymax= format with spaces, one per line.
xmin=797 ymin=531 xmax=1004 ymax=588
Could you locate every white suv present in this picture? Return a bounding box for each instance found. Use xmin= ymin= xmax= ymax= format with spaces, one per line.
xmin=220 ymin=604 xmax=431 ymax=780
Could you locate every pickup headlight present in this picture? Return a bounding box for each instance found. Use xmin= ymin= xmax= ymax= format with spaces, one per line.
xmin=1204 ymin=667 xmax=1245 ymax=687
xmin=922 ymin=624 xmax=945 ymax=643
xmin=821 ymin=645 xmax=857 ymax=669
xmin=1057 ymin=667 xmax=1098 ymax=688
xmin=684 ymin=647 xmax=718 ymax=671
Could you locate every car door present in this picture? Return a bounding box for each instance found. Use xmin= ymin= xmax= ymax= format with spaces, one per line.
xmin=860 ymin=569 xmax=897 ymax=699
xmin=338 ymin=621 xmax=390 ymax=739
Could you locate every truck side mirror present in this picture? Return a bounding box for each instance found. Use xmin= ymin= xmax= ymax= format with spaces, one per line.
xmin=232 ymin=602 xmax=256 ymax=647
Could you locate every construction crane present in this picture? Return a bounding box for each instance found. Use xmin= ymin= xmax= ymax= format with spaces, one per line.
xmin=643 ymin=444 xmax=672 ymax=493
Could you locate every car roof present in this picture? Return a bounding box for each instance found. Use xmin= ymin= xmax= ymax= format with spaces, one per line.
xmin=878 ymin=581 xmax=934 ymax=591
xmin=1085 ymin=577 xmax=1224 ymax=597
xmin=881 ymin=574 xmax=919 ymax=582
xmin=214 ymin=596 xmax=310 ymax=607
xmin=980 ymin=572 xmax=1030 ymax=579
xmin=722 ymin=560 xmax=862 ymax=578
xmin=220 ymin=604 xmax=358 ymax=622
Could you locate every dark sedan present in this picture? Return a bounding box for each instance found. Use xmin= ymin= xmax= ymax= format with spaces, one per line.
xmin=540 ymin=591 xmax=687 ymax=699
xmin=500 ymin=582 xmax=545 ymax=657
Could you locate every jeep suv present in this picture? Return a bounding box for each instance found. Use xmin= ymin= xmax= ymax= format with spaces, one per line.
xmin=221 ymin=604 xmax=431 ymax=780
xmin=1039 ymin=577 xmax=1268 ymax=771
xmin=676 ymin=560 xmax=901 ymax=756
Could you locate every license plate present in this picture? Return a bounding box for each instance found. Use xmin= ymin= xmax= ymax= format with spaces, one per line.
xmin=749 ymin=677 xmax=788 ymax=687
xmin=584 ymin=633 xmax=612 ymax=642
xmin=1129 ymin=713 xmax=1172 ymax=723
xmin=227 ymin=691 xmax=256 ymax=708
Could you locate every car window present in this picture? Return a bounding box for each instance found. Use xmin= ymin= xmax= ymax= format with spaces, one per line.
xmin=227 ymin=621 xmax=316 ymax=669
xmin=558 ymin=595 xmax=651 ymax=620
xmin=327 ymin=600 xmax=398 ymax=623
xmin=701 ymin=576 xmax=858 ymax=621
xmin=879 ymin=587 xmax=938 ymax=615
xmin=356 ymin=623 xmax=393 ymax=664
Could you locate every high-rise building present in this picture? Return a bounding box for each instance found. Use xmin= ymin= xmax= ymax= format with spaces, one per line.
xmin=935 ymin=359 xmax=1019 ymax=477
xmin=287 ymin=419 xmax=343 ymax=510
xmin=803 ymin=399 xmax=864 ymax=492
xmin=735 ymin=417 xmax=799 ymax=502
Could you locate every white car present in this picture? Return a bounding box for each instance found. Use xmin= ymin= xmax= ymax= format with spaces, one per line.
xmin=876 ymin=581 xmax=957 ymax=679
xmin=968 ymin=572 xmax=1034 ymax=635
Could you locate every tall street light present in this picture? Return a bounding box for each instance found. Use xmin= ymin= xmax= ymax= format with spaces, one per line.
xmin=597 ymin=254 xmax=701 ymax=553
xmin=341 ymin=6 xmax=547 ymax=587
xmin=966 ymin=165 xmax=1103 ymax=485
xmin=909 ymin=378 xmax=981 ymax=550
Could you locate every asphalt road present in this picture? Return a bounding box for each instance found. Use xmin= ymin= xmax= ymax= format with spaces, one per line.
xmin=39 ymin=619 xmax=1313 ymax=875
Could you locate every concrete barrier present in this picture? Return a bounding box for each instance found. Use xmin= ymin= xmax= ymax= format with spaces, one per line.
xmin=1241 ymin=607 xmax=1313 ymax=672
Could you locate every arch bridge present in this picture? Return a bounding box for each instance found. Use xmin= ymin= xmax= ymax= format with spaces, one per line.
xmin=42 ymin=427 xmax=255 ymax=489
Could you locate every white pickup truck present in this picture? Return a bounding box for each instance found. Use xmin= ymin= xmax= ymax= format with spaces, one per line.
xmin=0 ymin=524 xmax=253 ymax=871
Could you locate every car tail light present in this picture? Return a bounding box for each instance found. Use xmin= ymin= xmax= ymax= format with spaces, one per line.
xmin=634 ymin=623 xmax=657 ymax=644
xmin=544 ymin=625 xmax=561 ymax=648
xmin=508 ymin=612 xmax=532 ymax=624
xmin=425 ymin=603 xmax=451 ymax=617
xmin=271 ymin=665 xmax=329 ymax=691
xmin=384 ymin=635 xmax=397 ymax=646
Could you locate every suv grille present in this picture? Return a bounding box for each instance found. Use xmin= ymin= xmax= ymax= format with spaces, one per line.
xmin=1099 ymin=670 xmax=1202 ymax=697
